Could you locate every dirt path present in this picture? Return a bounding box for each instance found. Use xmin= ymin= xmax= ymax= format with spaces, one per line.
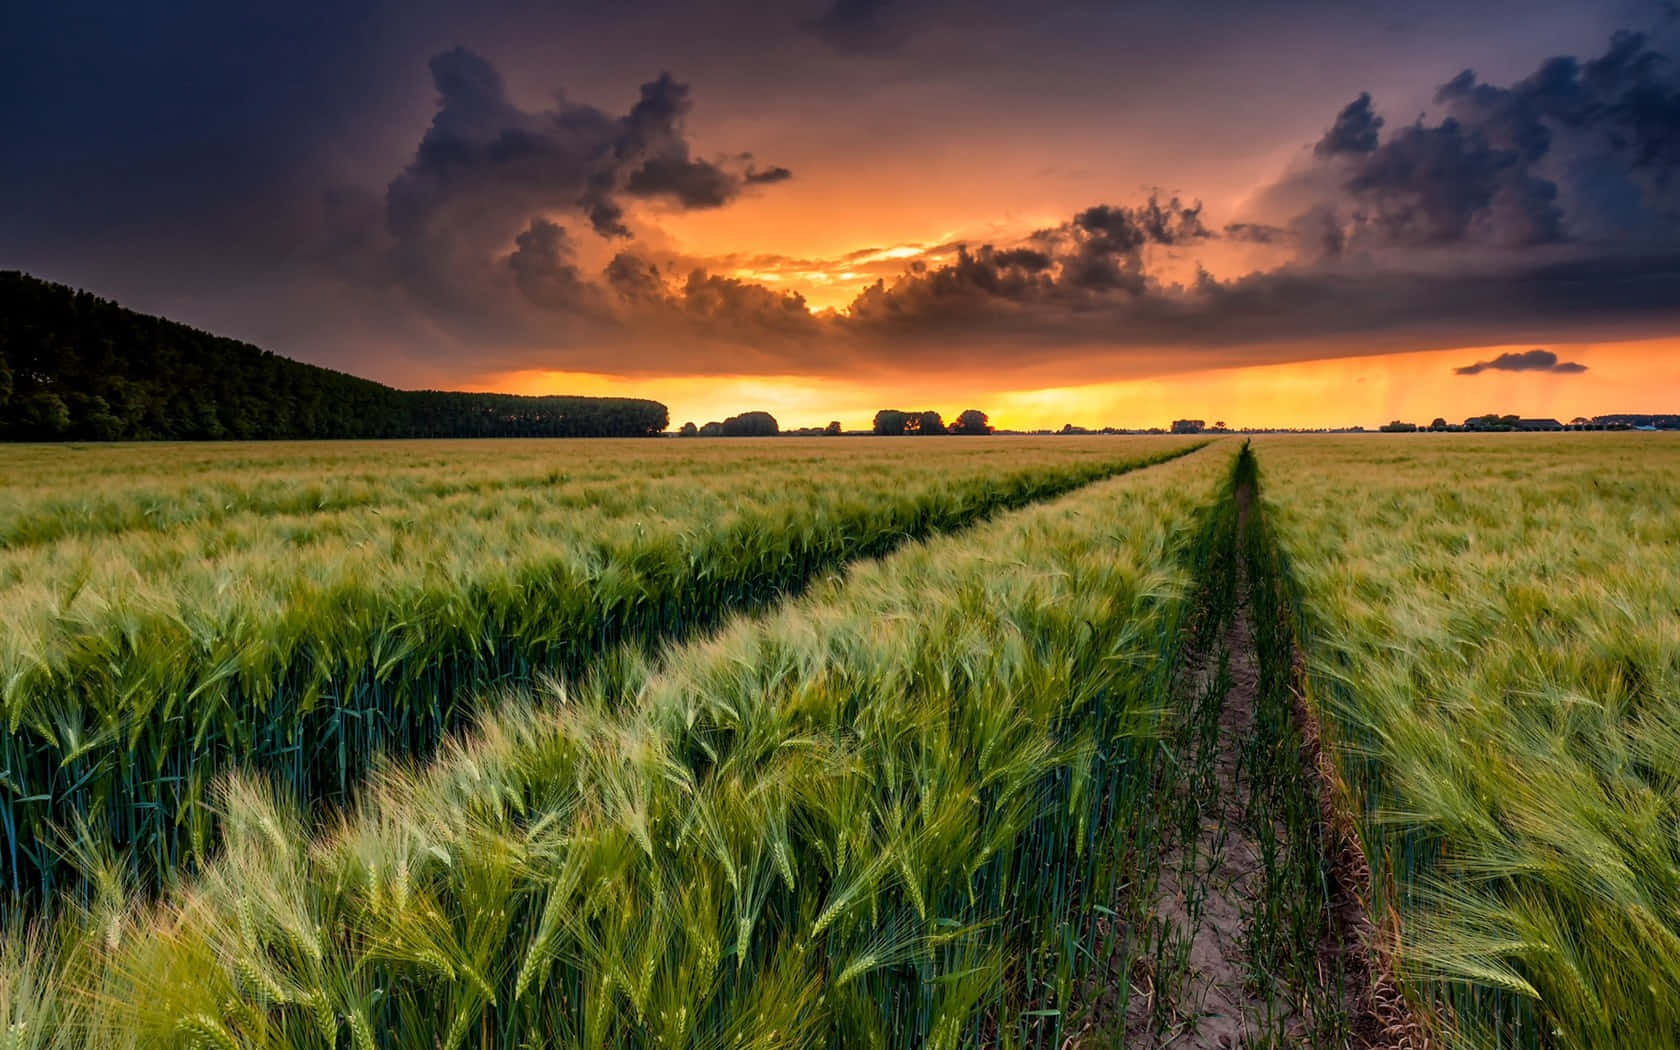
xmin=1081 ymin=463 xmax=1427 ymax=1049
xmin=1142 ymin=573 xmax=1272 ymax=1047
xmin=1121 ymin=482 xmax=1281 ymax=1048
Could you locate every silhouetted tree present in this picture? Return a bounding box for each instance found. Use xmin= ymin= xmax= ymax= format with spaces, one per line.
xmin=1170 ymin=419 xmax=1205 ymax=434
xmin=720 ymin=411 xmax=779 ymax=436
xmin=824 ymin=420 xmax=842 ymax=436
xmin=679 ymin=421 xmax=698 ymax=436
xmin=949 ymin=409 xmax=991 ymax=435
xmin=872 ymin=408 xmax=951 ymax=435
xmin=698 ymin=421 xmax=725 ymax=436
xmin=1465 ymin=413 xmax=1522 ymax=431
xmin=873 ymin=409 xmax=910 ymax=435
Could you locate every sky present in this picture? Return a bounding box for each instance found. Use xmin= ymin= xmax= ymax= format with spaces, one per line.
xmin=4 ymin=0 xmax=1680 ymax=430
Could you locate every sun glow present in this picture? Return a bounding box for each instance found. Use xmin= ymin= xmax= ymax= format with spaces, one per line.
xmin=475 ymin=337 xmax=1680 ymax=433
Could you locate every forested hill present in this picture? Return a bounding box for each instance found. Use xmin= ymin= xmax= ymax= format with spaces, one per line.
xmin=0 ymin=272 xmax=668 ymax=440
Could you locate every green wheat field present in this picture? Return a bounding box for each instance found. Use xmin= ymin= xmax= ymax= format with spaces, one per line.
xmin=3 ymin=434 xmax=1677 ymax=1049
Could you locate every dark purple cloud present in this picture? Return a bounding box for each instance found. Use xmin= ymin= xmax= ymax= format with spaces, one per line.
xmin=309 ymin=29 xmax=1680 ymax=382
xmin=1315 ymin=92 xmax=1384 ymax=157
xmin=388 ymin=53 xmax=789 ymax=249
xmin=1454 ymin=348 xmax=1589 ymax=374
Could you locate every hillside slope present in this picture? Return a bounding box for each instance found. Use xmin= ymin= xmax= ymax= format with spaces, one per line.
xmin=0 ymin=272 xmax=667 ymax=440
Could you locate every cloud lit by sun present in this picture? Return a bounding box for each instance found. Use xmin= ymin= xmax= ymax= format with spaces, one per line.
xmin=5 ymin=2 xmax=1677 ymax=428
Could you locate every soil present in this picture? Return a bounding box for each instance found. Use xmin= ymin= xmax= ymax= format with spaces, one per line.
xmin=1099 ymin=475 xmax=1430 ymax=1049
xmin=1121 ymin=484 xmax=1277 ymax=1048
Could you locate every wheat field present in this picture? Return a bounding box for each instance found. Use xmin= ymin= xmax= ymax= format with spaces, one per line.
xmin=6 ymin=433 xmax=1680 ymax=1049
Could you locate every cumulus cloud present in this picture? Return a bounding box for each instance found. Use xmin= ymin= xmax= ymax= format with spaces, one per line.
xmin=1279 ymin=30 xmax=1680 ymax=255
xmin=507 ymin=219 xmax=597 ymax=311
xmin=1454 ymin=348 xmax=1588 ymax=374
xmin=366 ymin=49 xmax=792 ymax=320
xmin=1314 ymin=92 xmax=1384 ymax=157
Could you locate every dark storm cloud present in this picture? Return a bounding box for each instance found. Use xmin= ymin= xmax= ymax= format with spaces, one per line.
xmin=1433 ymin=30 xmax=1680 ymax=226
xmin=1351 ymin=118 xmax=1564 ymax=246
xmin=315 ymin=48 xmax=796 ymax=340
xmin=744 ymin=165 xmax=795 ymax=184
xmin=1052 ymin=197 xmax=1211 ymax=291
xmin=1223 ymin=222 xmax=1288 ymax=244
xmin=1314 ymin=92 xmax=1384 ymax=157
xmin=507 ymin=219 xmax=598 ymax=311
xmin=992 ymin=248 xmax=1053 ymax=271
xmin=830 ymin=245 xmax=1680 ymax=369
xmin=684 ymin=31 xmax=1680 ymax=378
xmin=324 ymin=28 xmax=1680 ymax=381
xmin=677 ymin=269 xmax=822 ymax=337
xmin=1290 ymin=30 xmax=1680 ymax=254
xmin=624 ymin=155 xmax=740 ymax=207
xmin=1454 ymin=348 xmax=1589 ymax=374
xmin=603 ymin=252 xmax=668 ymax=304
xmin=388 ymin=55 xmax=788 ymax=247
xmin=802 ymin=0 xmax=906 ymax=53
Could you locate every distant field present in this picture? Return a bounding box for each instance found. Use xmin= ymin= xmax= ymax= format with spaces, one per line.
xmin=6 ymin=434 xmax=1680 ymax=1049
xmin=0 ymin=436 xmax=1200 ymax=903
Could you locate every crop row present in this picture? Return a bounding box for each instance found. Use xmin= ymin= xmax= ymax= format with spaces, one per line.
xmin=1258 ymin=434 xmax=1680 ymax=1048
xmin=0 ymin=437 xmax=1200 ymax=904
xmin=5 ymin=445 xmax=1234 ymax=1048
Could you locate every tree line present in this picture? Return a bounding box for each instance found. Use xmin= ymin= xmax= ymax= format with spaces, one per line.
xmin=678 ymin=411 xmax=786 ymax=437
xmin=674 ymin=410 xmax=995 ymax=437
xmin=0 ymin=272 xmax=668 ymax=440
xmin=872 ymin=409 xmax=992 ymax=435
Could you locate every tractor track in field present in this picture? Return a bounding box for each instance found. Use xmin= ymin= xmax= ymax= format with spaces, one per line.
xmin=1111 ymin=462 xmax=1429 ymax=1049
xmin=1123 ymin=473 xmax=1278 ymax=1049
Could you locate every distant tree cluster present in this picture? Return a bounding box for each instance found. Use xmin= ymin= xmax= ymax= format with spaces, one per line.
xmin=872 ymin=409 xmax=992 ymax=435
xmin=780 ymin=421 xmax=844 ymax=436
xmin=680 ymin=411 xmax=782 ymax=437
xmin=1374 ymin=414 xmax=1623 ymax=433
xmin=1170 ymin=419 xmax=1206 ymax=434
xmin=0 ymin=272 xmax=668 ymax=440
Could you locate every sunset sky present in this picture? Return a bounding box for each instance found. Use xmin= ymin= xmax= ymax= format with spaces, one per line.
xmin=5 ymin=0 xmax=1679 ymax=430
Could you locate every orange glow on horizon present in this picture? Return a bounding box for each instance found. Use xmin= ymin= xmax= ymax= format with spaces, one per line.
xmin=468 ymin=337 xmax=1680 ymax=433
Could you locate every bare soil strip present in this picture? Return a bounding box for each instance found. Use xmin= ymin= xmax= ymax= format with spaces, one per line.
xmin=1102 ymin=465 xmax=1430 ymax=1048
xmin=1133 ymin=556 xmax=1272 ymax=1048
